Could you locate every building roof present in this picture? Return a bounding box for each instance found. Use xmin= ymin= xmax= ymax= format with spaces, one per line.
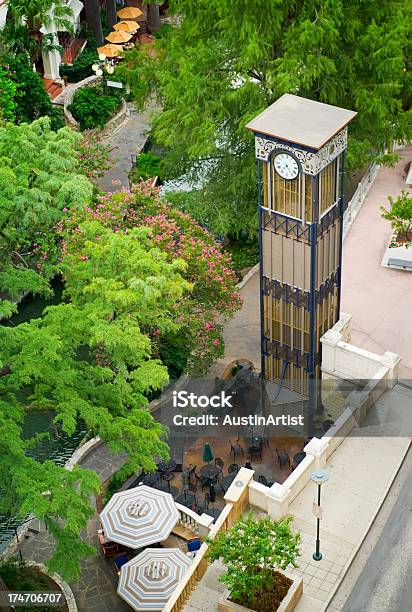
xmin=246 ymin=94 xmax=357 ymax=150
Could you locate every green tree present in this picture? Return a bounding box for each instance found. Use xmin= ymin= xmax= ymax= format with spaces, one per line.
xmin=117 ymin=0 xmax=411 ymax=237
xmin=1 ymin=54 xmax=64 ymax=129
xmin=206 ymin=513 xmax=301 ymax=610
xmin=0 ymin=117 xmax=93 ymax=317
xmin=59 ymin=183 xmax=242 ymax=375
xmin=0 ymin=67 xmax=16 ymax=125
xmin=381 ymin=190 xmax=412 ymax=243
xmin=0 ymin=222 xmax=191 ymax=578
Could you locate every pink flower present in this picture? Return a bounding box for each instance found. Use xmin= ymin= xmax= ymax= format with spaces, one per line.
xmin=63 ymin=207 xmax=67 ymax=212
xmin=213 ymin=339 xmax=219 ymax=347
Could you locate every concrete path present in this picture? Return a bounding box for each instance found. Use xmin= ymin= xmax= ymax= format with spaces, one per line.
xmin=95 ymin=103 xmax=155 ymax=193
xmin=341 ymin=147 xmax=412 ymax=379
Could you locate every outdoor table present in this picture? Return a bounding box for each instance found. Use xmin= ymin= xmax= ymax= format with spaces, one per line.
xmin=293 ymin=451 xmax=306 ymax=466
xmin=175 ymin=491 xmax=195 ymax=508
xmin=221 ymin=473 xmax=237 ymax=493
xmin=157 ymin=459 xmax=177 ymax=472
xmin=200 ymin=464 xmax=221 ymax=479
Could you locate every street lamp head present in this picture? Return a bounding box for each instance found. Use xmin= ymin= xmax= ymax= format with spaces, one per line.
xmin=310 ymin=469 xmax=329 ymax=485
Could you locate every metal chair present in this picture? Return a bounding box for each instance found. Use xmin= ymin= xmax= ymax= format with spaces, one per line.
xmin=276 ymin=448 xmax=290 ymax=468
xmin=215 ymin=457 xmax=224 ymax=471
xmin=229 ymin=440 xmax=244 ymax=459
xmin=249 ymin=445 xmax=263 ymax=461
xmin=228 ymin=463 xmax=239 ymax=475
xmin=113 ymin=553 xmax=129 ymax=575
xmin=195 ymin=472 xmax=208 ymax=491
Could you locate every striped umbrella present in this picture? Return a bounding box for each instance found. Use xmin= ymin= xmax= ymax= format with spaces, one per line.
xmin=118 ymin=548 xmax=191 ymax=611
xmin=100 ymin=485 xmax=179 ymax=549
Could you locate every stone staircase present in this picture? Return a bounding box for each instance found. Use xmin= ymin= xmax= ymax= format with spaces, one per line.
xmin=43 ymin=78 xmax=64 ymax=101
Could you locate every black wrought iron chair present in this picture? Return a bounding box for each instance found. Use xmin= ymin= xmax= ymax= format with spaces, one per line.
xmin=229 ymin=440 xmax=244 ymax=459
xmin=228 ymin=463 xmax=239 ymax=475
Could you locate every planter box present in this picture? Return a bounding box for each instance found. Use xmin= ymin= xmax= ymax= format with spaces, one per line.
xmin=218 ymin=574 xmax=303 ymax=612
xmin=381 ymin=234 xmax=412 ymax=271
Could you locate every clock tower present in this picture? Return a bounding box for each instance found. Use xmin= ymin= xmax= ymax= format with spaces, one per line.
xmin=246 ymin=95 xmax=356 ymax=395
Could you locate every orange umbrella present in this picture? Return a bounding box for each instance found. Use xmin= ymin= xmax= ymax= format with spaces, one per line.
xmin=106 ymin=30 xmax=133 ymax=44
xmin=117 ymin=7 xmax=143 ymax=19
xmin=113 ymin=20 xmax=140 ymax=33
xmin=97 ymin=44 xmax=124 ymax=59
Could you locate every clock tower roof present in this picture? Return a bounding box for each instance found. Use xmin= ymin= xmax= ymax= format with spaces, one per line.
xmin=246 ymin=94 xmax=357 ymax=151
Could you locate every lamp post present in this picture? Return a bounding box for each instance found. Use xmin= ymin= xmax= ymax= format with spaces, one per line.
xmin=310 ymin=468 xmax=329 ymax=561
xmin=92 ymin=53 xmax=115 ymax=95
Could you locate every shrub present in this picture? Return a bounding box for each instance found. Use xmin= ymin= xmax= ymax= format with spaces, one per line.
xmin=130 ymin=151 xmax=165 ymax=183
xmin=60 ymin=48 xmax=98 ymax=82
xmin=381 ymin=190 xmax=412 ymax=244
xmin=206 ymin=514 xmax=300 ymax=612
xmin=68 ymin=86 xmax=120 ymax=130
xmin=225 ymin=241 xmax=259 ymax=276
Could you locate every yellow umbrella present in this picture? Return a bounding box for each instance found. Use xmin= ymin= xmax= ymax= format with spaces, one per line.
xmin=97 ymin=44 xmax=124 ymax=59
xmin=113 ymin=20 xmax=140 ymax=33
xmin=106 ymin=30 xmax=133 ymax=44
xmin=117 ymin=7 xmax=143 ymax=19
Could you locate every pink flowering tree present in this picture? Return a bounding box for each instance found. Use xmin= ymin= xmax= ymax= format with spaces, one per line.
xmin=60 ymin=182 xmax=242 ymax=375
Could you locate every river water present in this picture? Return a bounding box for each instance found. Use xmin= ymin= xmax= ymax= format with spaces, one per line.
xmin=0 ymin=281 xmax=87 ymax=553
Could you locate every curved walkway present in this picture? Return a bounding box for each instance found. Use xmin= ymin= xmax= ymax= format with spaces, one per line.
xmin=17 ymin=443 xmax=130 ymax=612
xmin=95 ymin=102 xmax=156 ymax=193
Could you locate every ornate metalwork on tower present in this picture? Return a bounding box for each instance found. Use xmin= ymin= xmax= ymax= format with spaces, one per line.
xmin=247 ymin=95 xmax=356 ymax=395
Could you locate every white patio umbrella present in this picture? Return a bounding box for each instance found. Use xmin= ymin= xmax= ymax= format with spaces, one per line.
xmin=117 ymin=548 xmax=192 ymax=611
xmin=100 ymin=485 xmax=179 ymax=549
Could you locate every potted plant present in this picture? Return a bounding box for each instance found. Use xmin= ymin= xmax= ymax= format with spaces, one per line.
xmin=206 ymin=514 xmax=302 ymax=612
xmin=381 ymin=191 xmax=412 ymax=247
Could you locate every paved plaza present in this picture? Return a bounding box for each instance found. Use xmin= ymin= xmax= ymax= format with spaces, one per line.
xmin=341 ymin=147 xmax=412 ymax=379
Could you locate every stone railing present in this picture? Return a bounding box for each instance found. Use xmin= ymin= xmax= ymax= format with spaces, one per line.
xmin=343 ymin=162 xmax=378 ymax=240
xmin=163 ymin=469 xmax=253 ymax=612
xmin=175 ymin=503 xmax=214 ymax=539
xmin=321 ymin=313 xmax=400 ymax=386
xmin=63 ymin=75 xmax=129 ymax=135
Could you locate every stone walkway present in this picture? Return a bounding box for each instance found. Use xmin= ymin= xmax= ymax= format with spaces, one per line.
xmin=96 ymin=103 xmax=156 ymax=193
xmin=17 ymin=443 xmax=130 ymax=612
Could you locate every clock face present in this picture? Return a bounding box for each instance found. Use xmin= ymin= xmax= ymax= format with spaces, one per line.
xmin=273 ymin=153 xmax=300 ymax=180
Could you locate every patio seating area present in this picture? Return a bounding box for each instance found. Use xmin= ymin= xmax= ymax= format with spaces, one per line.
xmin=97 ymin=484 xmax=204 ymax=610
